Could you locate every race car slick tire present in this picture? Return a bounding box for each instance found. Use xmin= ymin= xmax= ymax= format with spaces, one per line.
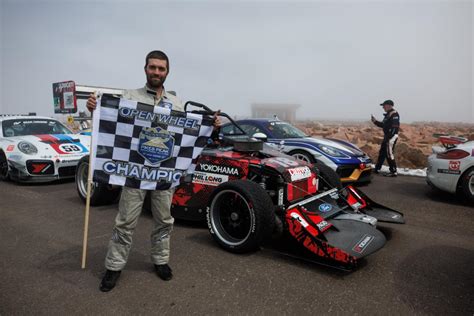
xmin=75 ymin=156 xmax=120 ymax=206
xmin=0 ymin=151 xmax=10 ymax=181
xmin=207 ymin=180 xmax=275 ymax=253
xmin=315 ymin=161 xmax=342 ymax=191
xmin=459 ymin=167 xmax=474 ymax=202
xmin=290 ymin=150 xmax=315 ymax=163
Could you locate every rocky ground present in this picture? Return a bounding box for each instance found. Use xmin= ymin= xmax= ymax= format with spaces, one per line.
xmin=296 ymin=121 xmax=474 ymax=169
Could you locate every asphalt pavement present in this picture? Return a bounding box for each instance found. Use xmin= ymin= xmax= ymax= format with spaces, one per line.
xmin=0 ymin=175 xmax=473 ymax=315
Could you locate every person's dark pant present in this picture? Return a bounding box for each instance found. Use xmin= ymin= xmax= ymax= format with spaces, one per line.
xmin=375 ymin=136 xmax=398 ymax=173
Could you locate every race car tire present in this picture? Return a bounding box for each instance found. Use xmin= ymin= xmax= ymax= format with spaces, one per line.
xmin=289 ymin=150 xmax=315 ymax=163
xmin=207 ymin=180 xmax=275 ymax=253
xmin=315 ymin=161 xmax=342 ymax=191
xmin=75 ymin=156 xmax=120 ymax=206
xmin=459 ymin=167 xmax=474 ymax=202
xmin=0 ymin=151 xmax=10 ymax=181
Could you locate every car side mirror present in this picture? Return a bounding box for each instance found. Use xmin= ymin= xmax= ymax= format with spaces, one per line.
xmin=252 ymin=132 xmax=267 ymax=141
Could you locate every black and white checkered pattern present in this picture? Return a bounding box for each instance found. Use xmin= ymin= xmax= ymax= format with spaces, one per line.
xmin=91 ymin=94 xmax=214 ymax=190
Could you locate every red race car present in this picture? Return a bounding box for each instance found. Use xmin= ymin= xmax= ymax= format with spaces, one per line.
xmin=76 ymin=102 xmax=404 ymax=270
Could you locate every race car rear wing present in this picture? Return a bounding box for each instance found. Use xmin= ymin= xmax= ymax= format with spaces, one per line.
xmin=432 ymin=133 xmax=468 ymax=149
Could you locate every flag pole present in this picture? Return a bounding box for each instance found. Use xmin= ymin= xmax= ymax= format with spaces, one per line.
xmin=81 ymin=93 xmax=96 ymax=269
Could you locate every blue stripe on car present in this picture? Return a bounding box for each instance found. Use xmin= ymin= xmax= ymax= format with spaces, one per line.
xmin=267 ymin=139 xmax=363 ymax=165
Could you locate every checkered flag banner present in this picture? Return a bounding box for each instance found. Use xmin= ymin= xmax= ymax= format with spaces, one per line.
xmin=90 ymin=94 xmax=214 ymax=190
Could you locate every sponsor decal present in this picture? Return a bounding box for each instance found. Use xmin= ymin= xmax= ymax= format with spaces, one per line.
xmin=472 ymin=149 xmax=474 ymax=157
xmin=250 ymin=212 xmax=257 ymax=233
xmin=138 ymin=127 xmax=174 ymax=164
xmin=26 ymin=161 xmax=54 ymax=175
xmin=318 ymin=203 xmax=332 ymax=213
xmin=352 ymin=234 xmax=374 ymax=254
xmin=278 ymin=189 xmax=284 ymax=205
xmin=316 ymin=220 xmax=330 ymax=231
xmin=329 ymin=191 xmax=339 ymax=199
xmin=206 ymin=207 xmax=214 ymax=234
xmin=288 ymin=166 xmax=312 ymax=181
xmin=198 ymin=163 xmax=239 ymax=176
xmin=290 ymin=212 xmax=309 ymax=227
xmin=449 ymin=161 xmax=460 ymax=171
xmin=192 ymin=171 xmax=228 ymax=186
xmin=56 ymin=81 xmax=74 ymax=89
xmin=7 ymin=155 xmax=22 ymax=161
xmin=160 ymin=100 xmax=173 ymax=109
xmin=103 ymin=161 xmax=182 ymax=182
xmin=437 ymin=169 xmax=461 ymax=175
xmin=6 ymin=145 xmax=14 ymax=152
xmin=30 ymin=163 xmax=53 ymax=174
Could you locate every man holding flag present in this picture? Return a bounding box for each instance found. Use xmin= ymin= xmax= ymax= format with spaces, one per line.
xmin=87 ymin=50 xmax=216 ymax=292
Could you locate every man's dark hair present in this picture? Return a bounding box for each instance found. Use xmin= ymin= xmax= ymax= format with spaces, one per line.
xmin=145 ymin=50 xmax=169 ymax=71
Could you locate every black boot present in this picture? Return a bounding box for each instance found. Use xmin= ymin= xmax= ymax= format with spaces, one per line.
xmin=155 ymin=264 xmax=173 ymax=281
xmin=100 ymin=270 xmax=121 ymax=292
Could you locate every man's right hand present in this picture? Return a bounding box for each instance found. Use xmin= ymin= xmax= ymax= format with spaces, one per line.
xmin=371 ymin=115 xmax=376 ymax=123
xmin=86 ymin=93 xmax=97 ymax=112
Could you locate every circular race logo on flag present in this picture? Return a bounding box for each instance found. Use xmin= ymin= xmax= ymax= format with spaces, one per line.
xmin=138 ymin=127 xmax=174 ymax=164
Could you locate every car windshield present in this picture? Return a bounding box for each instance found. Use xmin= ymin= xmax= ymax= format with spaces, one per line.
xmin=2 ymin=119 xmax=72 ymax=137
xmin=266 ymin=122 xmax=308 ymax=138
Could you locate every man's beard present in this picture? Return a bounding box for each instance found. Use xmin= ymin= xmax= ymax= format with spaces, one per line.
xmin=147 ymin=75 xmax=166 ymax=89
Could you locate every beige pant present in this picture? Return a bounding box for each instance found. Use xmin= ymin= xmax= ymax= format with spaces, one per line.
xmin=105 ymin=186 xmax=175 ymax=271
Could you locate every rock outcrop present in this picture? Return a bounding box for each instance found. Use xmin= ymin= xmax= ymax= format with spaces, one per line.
xmin=297 ymin=121 xmax=474 ymax=169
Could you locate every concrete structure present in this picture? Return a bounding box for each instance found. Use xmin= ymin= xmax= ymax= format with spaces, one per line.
xmin=251 ymin=103 xmax=300 ymax=122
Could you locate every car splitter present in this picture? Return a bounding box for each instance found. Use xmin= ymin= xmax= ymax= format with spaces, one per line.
xmin=283 ymin=186 xmax=404 ymax=269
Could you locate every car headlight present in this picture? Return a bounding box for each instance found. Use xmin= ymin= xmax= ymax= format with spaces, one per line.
xmin=316 ymin=144 xmax=349 ymax=158
xmin=18 ymin=141 xmax=38 ymax=155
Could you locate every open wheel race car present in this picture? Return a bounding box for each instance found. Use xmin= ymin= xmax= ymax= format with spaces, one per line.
xmin=76 ymin=102 xmax=404 ymax=270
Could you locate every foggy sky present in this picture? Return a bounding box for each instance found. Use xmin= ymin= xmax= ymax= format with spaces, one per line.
xmin=1 ymin=0 xmax=473 ymax=123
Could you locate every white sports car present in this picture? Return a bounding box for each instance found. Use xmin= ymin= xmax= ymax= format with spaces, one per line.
xmin=0 ymin=115 xmax=90 ymax=182
xmin=427 ymin=135 xmax=474 ymax=202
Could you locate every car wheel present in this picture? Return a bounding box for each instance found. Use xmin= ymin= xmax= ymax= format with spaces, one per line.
xmin=290 ymin=150 xmax=315 ymax=163
xmin=459 ymin=167 xmax=474 ymax=202
xmin=315 ymin=161 xmax=342 ymax=191
xmin=0 ymin=151 xmax=10 ymax=181
xmin=207 ymin=180 xmax=275 ymax=253
xmin=75 ymin=156 xmax=120 ymax=205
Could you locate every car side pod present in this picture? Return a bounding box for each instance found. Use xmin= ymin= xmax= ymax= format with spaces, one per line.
xmin=344 ymin=185 xmax=405 ymax=224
